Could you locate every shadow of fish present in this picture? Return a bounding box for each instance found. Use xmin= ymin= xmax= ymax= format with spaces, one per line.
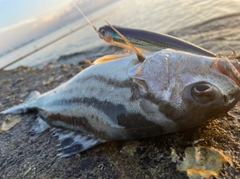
xmin=1 ymin=49 xmax=240 ymax=157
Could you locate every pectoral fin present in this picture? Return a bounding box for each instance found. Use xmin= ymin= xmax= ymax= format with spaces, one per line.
xmin=93 ymin=54 xmax=128 ymax=64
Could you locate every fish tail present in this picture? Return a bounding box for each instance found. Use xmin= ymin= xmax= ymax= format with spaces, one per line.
xmin=0 ymin=91 xmax=41 ymax=114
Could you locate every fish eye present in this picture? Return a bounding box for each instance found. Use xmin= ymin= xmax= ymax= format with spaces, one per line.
xmin=191 ymin=82 xmax=218 ymax=104
xmin=98 ymin=27 xmax=106 ymax=39
xmin=99 ymin=28 xmax=105 ymax=35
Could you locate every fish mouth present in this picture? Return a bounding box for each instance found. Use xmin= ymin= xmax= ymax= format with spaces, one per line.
xmin=212 ymin=58 xmax=240 ymax=87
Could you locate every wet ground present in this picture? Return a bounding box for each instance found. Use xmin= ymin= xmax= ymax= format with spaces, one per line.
xmin=0 ymin=14 xmax=240 ymax=179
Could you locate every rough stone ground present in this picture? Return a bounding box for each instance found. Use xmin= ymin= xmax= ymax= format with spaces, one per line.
xmin=0 ymin=61 xmax=239 ymax=179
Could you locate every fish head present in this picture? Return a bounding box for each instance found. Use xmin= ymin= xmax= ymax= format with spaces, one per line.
xmin=128 ymin=49 xmax=240 ymax=130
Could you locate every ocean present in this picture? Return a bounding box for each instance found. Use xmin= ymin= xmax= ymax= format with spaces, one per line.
xmin=1 ymin=0 xmax=240 ymax=70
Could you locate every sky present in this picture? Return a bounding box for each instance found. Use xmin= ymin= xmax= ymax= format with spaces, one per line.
xmin=0 ymin=0 xmax=112 ymax=56
xmin=0 ymin=1 xmax=70 ymax=28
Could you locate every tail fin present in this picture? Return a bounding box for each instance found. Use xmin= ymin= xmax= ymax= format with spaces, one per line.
xmin=0 ymin=91 xmax=40 ymax=114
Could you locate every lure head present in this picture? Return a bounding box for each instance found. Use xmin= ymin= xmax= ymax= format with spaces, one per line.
xmin=128 ymin=49 xmax=240 ymax=130
xmin=99 ymin=24 xmax=145 ymax=62
xmin=98 ymin=25 xmax=114 ymax=43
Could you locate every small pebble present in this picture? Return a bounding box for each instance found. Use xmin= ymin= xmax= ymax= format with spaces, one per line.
xmin=61 ymin=64 xmax=67 ymax=68
xmin=4 ymin=79 xmax=11 ymax=83
xmin=79 ymin=59 xmax=92 ymax=65
xmin=18 ymin=77 xmax=24 ymax=81
xmin=67 ymin=73 xmax=75 ymax=77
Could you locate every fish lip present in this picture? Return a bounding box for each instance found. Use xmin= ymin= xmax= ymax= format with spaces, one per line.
xmin=212 ymin=58 xmax=240 ymax=88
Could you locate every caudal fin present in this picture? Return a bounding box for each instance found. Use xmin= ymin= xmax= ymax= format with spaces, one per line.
xmin=0 ymin=91 xmax=41 ymax=114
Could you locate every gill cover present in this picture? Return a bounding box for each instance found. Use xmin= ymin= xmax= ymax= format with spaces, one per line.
xmin=128 ymin=51 xmax=169 ymax=97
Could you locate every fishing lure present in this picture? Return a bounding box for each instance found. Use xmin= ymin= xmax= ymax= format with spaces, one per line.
xmin=71 ymin=0 xmax=215 ymax=58
xmin=98 ymin=25 xmax=216 ymax=57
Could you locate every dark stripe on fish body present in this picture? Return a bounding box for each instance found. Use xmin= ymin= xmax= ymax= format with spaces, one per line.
xmin=40 ymin=112 xmax=109 ymax=139
xmin=140 ymin=93 xmax=181 ymax=123
xmin=117 ymin=113 xmax=158 ymax=129
xmin=76 ymin=75 xmax=141 ymax=101
xmin=51 ymin=97 xmax=127 ymax=123
xmin=117 ymin=113 xmax=166 ymax=139
xmin=157 ymin=101 xmax=183 ymax=120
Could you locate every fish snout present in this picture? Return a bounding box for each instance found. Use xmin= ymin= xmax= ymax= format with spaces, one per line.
xmin=212 ymin=58 xmax=240 ymax=87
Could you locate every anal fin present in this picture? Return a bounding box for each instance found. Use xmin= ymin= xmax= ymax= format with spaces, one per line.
xmin=50 ymin=128 xmax=105 ymax=157
xmin=28 ymin=116 xmax=50 ymax=136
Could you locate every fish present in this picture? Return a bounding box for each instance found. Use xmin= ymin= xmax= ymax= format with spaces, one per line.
xmin=98 ymin=25 xmax=216 ymax=57
xmin=1 ymin=48 xmax=240 ymax=157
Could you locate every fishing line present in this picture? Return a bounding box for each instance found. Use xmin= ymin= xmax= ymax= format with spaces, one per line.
xmin=70 ymin=0 xmax=145 ymax=62
xmin=71 ymin=0 xmax=98 ymax=33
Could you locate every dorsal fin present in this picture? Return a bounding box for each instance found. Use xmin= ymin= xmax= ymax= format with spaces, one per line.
xmin=106 ymin=22 xmax=145 ymax=62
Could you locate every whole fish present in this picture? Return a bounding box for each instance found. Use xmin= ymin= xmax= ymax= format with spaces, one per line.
xmin=1 ymin=49 xmax=240 ymax=157
xmin=98 ymin=25 xmax=216 ymax=57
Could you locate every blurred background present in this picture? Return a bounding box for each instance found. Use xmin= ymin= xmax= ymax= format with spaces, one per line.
xmin=0 ymin=0 xmax=240 ymax=70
